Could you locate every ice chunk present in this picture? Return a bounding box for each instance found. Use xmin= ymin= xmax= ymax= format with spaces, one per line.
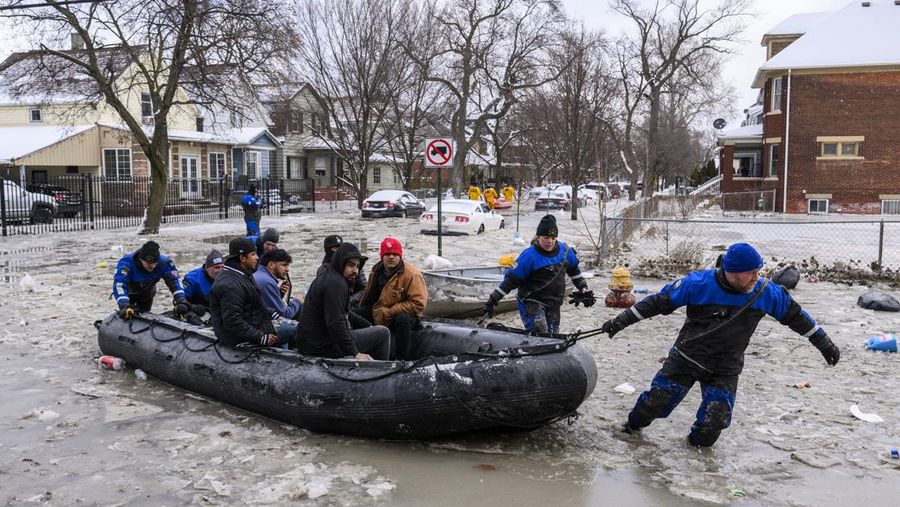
xmin=423 ymin=254 xmax=453 ymax=270
xmin=19 ymin=273 xmax=36 ymax=292
xmin=613 ymin=383 xmax=636 ymax=394
xmin=850 ymin=404 xmax=883 ymax=423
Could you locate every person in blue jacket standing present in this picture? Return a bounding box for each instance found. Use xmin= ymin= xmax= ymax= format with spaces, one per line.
xmin=241 ymin=184 xmax=264 ymax=236
xmin=182 ymin=249 xmax=225 ymax=314
xmin=602 ymin=243 xmax=840 ymax=447
xmin=483 ymin=214 xmax=591 ymax=333
xmin=113 ymin=241 xmax=190 ymax=319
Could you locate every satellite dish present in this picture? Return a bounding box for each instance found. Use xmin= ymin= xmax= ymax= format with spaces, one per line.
xmin=713 ymin=118 xmax=727 ymax=130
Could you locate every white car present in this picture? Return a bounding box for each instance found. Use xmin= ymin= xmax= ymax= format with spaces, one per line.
xmin=2 ymin=179 xmax=57 ymax=223
xmin=420 ymin=199 xmax=505 ymax=235
xmin=578 ymin=188 xmax=600 ymax=205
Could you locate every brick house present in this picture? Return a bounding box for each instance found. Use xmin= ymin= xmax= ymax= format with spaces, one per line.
xmin=718 ymin=0 xmax=900 ymax=214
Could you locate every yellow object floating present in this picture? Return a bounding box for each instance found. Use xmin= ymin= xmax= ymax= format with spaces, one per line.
xmin=97 ymin=260 xmax=108 ymax=269
xmin=609 ymin=265 xmax=634 ymax=291
xmin=499 ymin=253 xmax=516 ymax=267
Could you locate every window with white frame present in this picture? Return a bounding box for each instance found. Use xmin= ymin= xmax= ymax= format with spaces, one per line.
xmin=808 ymin=199 xmax=828 ymax=214
xmin=209 ymin=152 xmax=226 ymax=179
xmin=140 ymin=92 xmax=153 ymax=118
xmin=102 ymin=148 xmax=132 ymax=179
xmin=29 ymin=108 xmax=42 ymax=123
xmin=818 ymin=137 xmax=862 ymax=158
xmin=373 ymin=167 xmax=381 ymax=184
xmin=768 ymin=144 xmax=780 ymax=177
xmin=882 ymin=200 xmax=900 ymax=215
xmin=245 ymin=151 xmax=259 ymax=178
xmin=314 ymin=157 xmax=326 ymax=176
xmin=771 ymin=77 xmax=782 ymax=111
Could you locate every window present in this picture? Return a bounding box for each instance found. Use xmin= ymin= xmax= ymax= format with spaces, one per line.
xmin=311 ymin=112 xmax=321 ymax=134
xmin=808 ymin=199 xmax=828 ymax=214
xmin=822 ymin=143 xmax=838 ymax=156
xmin=32 ymin=170 xmax=48 ymax=185
xmin=209 ymin=152 xmax=226 ymax=179
xmin=373 ymin=167 xmax=381 ymax=184
xmin=883 ymin=200 xmax=900 ymax=215
xmin=288 ymin=110 xmax=303 ymax=133
xmin=733 ymin=148 xmax=762 ymax=177
xmin=103 ymin=148 xmax=132 ymax=179
xmin=29 ymin=108 xmax=42 ymax=123
xmin=768 ymin=144 xmax=780 ymax=177
xmin=140 ymin=92 xmax=153 ymax=118
xmin=771 ymin=77 xmax=782 ymax=111
xmin=196 ymin=117 xmax=204 ymax=132
xmin=314 ymin=157 xmax=326 ymax=176
xmin=245 ymin=151 xmax=259 ymax=178
xmin=820 ymin=141 xmax=858 ymax=157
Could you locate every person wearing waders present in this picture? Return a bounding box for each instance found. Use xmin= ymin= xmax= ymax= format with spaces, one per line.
xmin=241 ymin=184 xmax=264 ymax=236
xmin=113 ymin=241 xmax=190 ymax=319
xmin=482 ymin=214 xmax=592 ymax=333
xmin=602 ymin=243 xmax=840 ymax=447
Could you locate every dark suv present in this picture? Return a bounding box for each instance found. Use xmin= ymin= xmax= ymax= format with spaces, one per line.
xmin=26 ymin=184 xmax=83 ymax=218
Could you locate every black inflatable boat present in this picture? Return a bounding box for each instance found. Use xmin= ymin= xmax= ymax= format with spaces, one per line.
xmin=96 ymin=312 xmax=598 ymax=439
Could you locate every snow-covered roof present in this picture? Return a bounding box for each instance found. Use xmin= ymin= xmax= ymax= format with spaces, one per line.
xmin=716 ymin=123 xmax=762 ymax=144
xmin=0 ymin=125 xmax=95 ymax=164
xmin=754 ymin=1 xmax=900 ymax=87
xmin=762 ymin=12 xmax=830 ymax=39
xmin=99 ymin=123 xmax=279 ymax=147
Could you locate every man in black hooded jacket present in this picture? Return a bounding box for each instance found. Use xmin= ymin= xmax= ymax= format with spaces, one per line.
xmin=297 ymin=242 xmax=390 ymax=360
xmin=210 ymin=237 xmax=292 ymax=347
xmin=317 ymin=234 xmax=367 ymax=307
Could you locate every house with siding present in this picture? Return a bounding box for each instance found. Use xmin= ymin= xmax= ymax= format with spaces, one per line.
xmin=718 ymin=0 xmax=900 ymax=214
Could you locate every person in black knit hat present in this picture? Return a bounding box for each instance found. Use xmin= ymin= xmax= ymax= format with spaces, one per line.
xmin=482 ymin=214 xmax=591 ymax=333
xmin=112 ymin=240 xmax=189 ymax=319
xmin=318 ymin=234 xmax=367 ymax=307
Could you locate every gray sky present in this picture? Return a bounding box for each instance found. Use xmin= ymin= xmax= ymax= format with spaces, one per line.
xmin=563 ymin=0 xmax=851 ymax=126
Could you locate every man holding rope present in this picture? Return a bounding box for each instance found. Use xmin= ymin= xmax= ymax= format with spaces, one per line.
xmin=601 ymin=243 xmax=840 ymax=447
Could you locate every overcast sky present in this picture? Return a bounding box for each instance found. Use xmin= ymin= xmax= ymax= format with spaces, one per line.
xmin=563 ymin=0 xmax=852 ymax=127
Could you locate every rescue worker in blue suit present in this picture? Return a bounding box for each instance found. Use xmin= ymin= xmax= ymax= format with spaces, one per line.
xmin=113 ymin=241 xmax=190 ymax=319
xmin=182 ymin=249 xmax=225 ymax=314
xmin=241 ymin=184 xmax=264 ymax=236
xmin=483 ymin=214 xmax=590 ymax=333
xmin=602 ymin=243 xmax=840 ymax=447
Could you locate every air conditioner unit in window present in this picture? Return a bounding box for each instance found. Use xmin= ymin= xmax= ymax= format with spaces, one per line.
xmin=142 ymin=115 xmax=154 ymax=125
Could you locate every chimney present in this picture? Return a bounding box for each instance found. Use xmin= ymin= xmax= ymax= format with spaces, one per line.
xmin=861 ymin=1 xmax=870 ymax=6
xmin=70 ymin=33 xmax=85 ymax=50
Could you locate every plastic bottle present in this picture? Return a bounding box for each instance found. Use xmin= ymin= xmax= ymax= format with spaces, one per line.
xmin=98 ymin=355 xmax=126 ymax=370
xmin=134 ymin=369 xmax=147 ymax=381
xmin=891 ymin=448 xmax=899 ymax=460
xmin=865 ymin=334 xmax=898 ymax=353
xmin=634 ymin=288 xmax=650 ymax=294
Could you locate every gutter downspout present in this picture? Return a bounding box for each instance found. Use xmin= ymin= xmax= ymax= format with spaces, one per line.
xmin=782 ymin=69 xmax=792 ymax=213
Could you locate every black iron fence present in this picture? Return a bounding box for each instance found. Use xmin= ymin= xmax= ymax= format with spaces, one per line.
xmin=0 ymin=175 xmax=315 ymax=237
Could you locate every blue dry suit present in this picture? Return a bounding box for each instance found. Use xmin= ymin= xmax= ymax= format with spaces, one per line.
xmin=487 ymin=240 xmax=587 ymax=333
xmin=112 ymin=253 xmax=186 ymax=312
xmin=242 ymin=192 xmax=263 ymax=236
xmin=618 ymin=268 xmax=826 ymax=446
xmin=182 ymin=267 xmax=214 ymax=307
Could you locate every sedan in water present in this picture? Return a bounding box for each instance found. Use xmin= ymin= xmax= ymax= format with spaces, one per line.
xmin=420 ymin=199 xmax=505 ymax=235
xmin=361 ymin=190 xmax=426 ymax=218
xmin=534 ymin=190 xmax=571 ymax=211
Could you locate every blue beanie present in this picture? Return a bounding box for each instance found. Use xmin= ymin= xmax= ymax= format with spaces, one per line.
xmin=722 ymin=243 xmax=764 ymax=272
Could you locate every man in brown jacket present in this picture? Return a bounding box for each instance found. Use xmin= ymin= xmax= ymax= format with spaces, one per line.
xmin=354 ymin=237 xmax=428 ymax=359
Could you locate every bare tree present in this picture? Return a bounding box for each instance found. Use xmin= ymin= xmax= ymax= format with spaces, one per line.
xmin=407 ymin=0 xmax=566 ymax=194
xmin=612 ymin=0 xmax=749 ymax=197
xmin=1 ymin=0 xmax=292 ymax=233
xmin=293 ymin=0 xmax=411 ymax=207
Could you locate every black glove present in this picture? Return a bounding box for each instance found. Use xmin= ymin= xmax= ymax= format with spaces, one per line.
xmin=601 ymin=318 xmax=626 ymax=338
xmin=174 ymin=299 xmax=191 ymax=317
xmin=482 ymin=302 xmax=496 ymax=319
xmin=809 ymin=333 xmax=840 ymax=366
xmin=568 ymin=290 xmax=596 ymax=308
xmin=119 ymin=305 xmax=136 ymax=320
xmin=191 ymin=303 xmax=209 ymax=316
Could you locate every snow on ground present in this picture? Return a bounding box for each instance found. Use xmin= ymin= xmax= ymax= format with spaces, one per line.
xmin=1 ymin=198 xmax=899 ymax=505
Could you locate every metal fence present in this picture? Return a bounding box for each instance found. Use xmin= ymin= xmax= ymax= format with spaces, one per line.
xmin=0 ymin=175 xmax=315 ymax=237
xmin=720 ymin=190 xmax=777 ymax=213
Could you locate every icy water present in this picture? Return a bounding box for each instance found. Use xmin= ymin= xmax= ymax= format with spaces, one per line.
xmin=1 ymin=208 xmax=899 ymax=505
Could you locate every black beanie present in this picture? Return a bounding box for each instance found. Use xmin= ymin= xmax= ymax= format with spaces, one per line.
xmin=260 ymin=228 xmax=279 ymax=244
xmin=536 ymin=214 xmax=558 ymax=238
xmin=137 ymin=241 xmax=161 ymax=263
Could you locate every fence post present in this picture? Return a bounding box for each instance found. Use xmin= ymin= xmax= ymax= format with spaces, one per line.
xmin=665 ymin=220 xmax=670 ymax=256
xmin=0 ymin=179 xmax=7 ymax=237
xmin=88 ymin=175 xmax=96 ymax=229
xmin=80 ymin=174 xmax=87 ymax=230
xmin=878 ymin=219 xmax=885 ymax=269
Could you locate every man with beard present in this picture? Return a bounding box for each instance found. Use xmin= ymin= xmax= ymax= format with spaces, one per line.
xmin=253 ymin=248 xmax=303 ymax=320
xmin=355 ymin=238 xmax=427 ymax=359
xmin=318 ymin=234 xmax=366 ymax=307
xmin=602 ymin=243 xmax=840 ymax=447
xmin=297 ymin=242 xmax=390 ymax=360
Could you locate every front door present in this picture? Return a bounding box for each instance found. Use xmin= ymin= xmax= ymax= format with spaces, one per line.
xmin=180 ymin=156 xmax=200 ymax=198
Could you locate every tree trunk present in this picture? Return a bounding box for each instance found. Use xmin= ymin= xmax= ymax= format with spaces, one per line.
xmin=644 ymin=87 xmax=661 ymax=198
xmin=140 ymin=135 xmax=170 ymax=235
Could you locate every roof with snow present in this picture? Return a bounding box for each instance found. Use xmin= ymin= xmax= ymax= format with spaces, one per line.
xmin=0 ymin=125 xmax=95 ymax=164
xmin=99 ymin=123 xmax=280 ymax=147
xmin=716 ymin=123 xmax=762 ymax=144
xmin=754 ymin=1 xmax=900 ymax=87
xmin=762 ymin=12 xmax=830 ymax=39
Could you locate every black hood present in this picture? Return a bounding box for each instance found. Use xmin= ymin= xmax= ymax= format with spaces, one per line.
xmin=330 ymin=243 xmax=368 ymax=275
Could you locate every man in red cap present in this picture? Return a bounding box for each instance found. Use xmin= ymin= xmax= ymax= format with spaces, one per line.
xmin=355 ymin=237 xmax=428 ymax=359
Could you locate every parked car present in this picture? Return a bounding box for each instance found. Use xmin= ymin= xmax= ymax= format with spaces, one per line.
xmin=606 ymin=182 xmax=623 ymax=199
xmin=528 ymin=183 xmax=562 ymax=199
xmin=534 ymin=190 xmax=571 ymax=211
xmin=2 ymin=179 xmax=57 ymax=223
xmin=420 ymin=199 xmax=505 ymax=235
xmin=26 ymin=183 xmax=83 ymax=218
xmin=577 ymin=188 xmax=600 ymax=206
xmin=361 ymin=190 xmax=426 ymax=218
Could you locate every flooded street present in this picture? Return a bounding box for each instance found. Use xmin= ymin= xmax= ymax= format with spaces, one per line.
xmin=1 ymin=208 xmax=898 ymax=505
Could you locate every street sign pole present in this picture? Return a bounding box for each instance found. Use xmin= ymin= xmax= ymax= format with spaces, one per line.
xmin=425 ymin=137 xmax=453 ymax=259
xmin=437 ymin=165 xmax=442 ymax=257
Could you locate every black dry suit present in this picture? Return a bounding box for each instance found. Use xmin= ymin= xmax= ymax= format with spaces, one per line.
xmin=298 ymin=243 xmax=368 ymax=358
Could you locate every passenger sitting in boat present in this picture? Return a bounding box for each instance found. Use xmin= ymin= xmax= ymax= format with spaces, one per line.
xmin=253 ymin=248 xmax=303 ymax=320
xmin=209 ymin=238 xmax=296 ymax=347
xmin=354 ymin=238 xmax=428 ymax=359
xmin=318 ymin=234 xmax=367 ymax=307
xmin=482 ymin=214 xmax=591 ymax=333
xmin=113 ymin=240 xmax=190 ymax=320
xmin=181 ymin=249 xmax=225 ymax=319
xmin=297 ymin=242 xmax=391 ymax=361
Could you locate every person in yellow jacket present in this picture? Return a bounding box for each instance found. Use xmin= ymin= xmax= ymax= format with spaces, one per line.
xmin=467 ymin=180 xmax=482 ymax=201
xmin=501 ymin=182 xmax=515 ymax=202
xmin=483 ymin=185 xmax=498 ymax=210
